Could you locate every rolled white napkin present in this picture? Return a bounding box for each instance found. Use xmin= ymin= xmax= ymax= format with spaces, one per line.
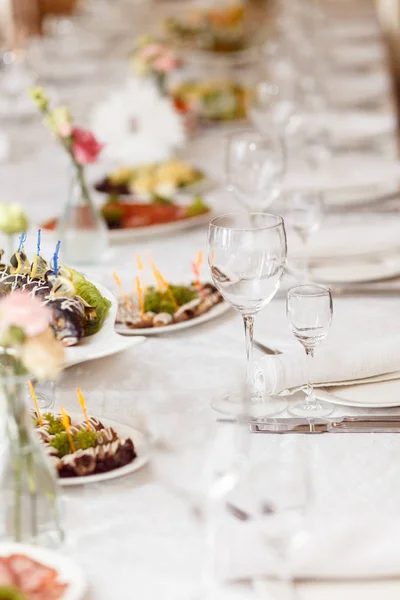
xmin=260 ymin=335 xmax=400 ymax=395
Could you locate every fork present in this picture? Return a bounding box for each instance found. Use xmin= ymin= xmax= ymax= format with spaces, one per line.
xmin=253 ymin=340 xmax=282 ymax=356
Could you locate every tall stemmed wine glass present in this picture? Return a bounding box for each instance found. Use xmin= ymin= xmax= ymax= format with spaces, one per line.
xmin=286 ymin=284 xmax=333 ymax=417
xmin=226 ymin=130 xmax=286 ymax=212
xmin=208 ymin=212 xmax=287 ymax=418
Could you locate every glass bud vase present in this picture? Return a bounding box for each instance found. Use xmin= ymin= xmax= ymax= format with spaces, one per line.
xmin=57 ymin=165 xmax=108 ymax=265
xmin=0 ymin=373 xmax=64 ymax=547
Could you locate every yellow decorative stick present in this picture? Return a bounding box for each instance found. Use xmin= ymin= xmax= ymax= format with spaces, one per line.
xmin=136 ymin=253 xmax=147 ymax=291
xmin=113 ymin=271 xmax=132 ymax=309
xmin=135 ymin=276 xmax=145 ymax=317
xmin=156 ymin=271 xmax=178 ymax=309
xmin=76 ymin=387 xmax=91 ymax=431
xmin=146 ymin=252 xmax=164 ymax=292
xmin=192 ymin=250 xmax=205 ymax=299
xmin=28 ymin=380 xmax=43 ymax=426
xmin=196 ymin=250 xmax=203 ymax=269
xmin=60 ymin=406 xmax=76 ymax=453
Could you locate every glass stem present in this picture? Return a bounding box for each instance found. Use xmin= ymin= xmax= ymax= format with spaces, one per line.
xmin=305 ymin=347 xmax=314 ymax=404
xmin=243 ymin=315 xmax=255 ymax=405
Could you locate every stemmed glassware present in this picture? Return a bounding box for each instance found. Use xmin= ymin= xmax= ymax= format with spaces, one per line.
xmin=286 ymin=284 xmax=333 ymax=418
xmin=226 ymin=130 xmax=286 ymax=212
xmin=283 ymin=192 xmax=324 ymax=281
xmin=208 ymin=212 xmax=287 ymax=417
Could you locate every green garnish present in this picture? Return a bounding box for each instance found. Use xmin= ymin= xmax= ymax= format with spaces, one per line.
xmin=101 ymin=203 xmax=124 ymax=228
xmin=50 ymin=429 xmax=99 ymax=458
xmin=0 ymin=586 xmax=27 ymax=600
xmin=144 ymin=284 xmax=197 ymax=315
xmin=43 ymin=412 xmax=65 ymax=435
xmin=151 ymin=194 xmax=173 ymax=205
xmin=186 ymin=196 xmax=209 ymax=217
xmin=67 ymin=269 xmax=112 ymax=336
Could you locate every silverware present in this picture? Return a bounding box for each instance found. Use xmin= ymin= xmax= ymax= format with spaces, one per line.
xmin=253 ymin=340 xmax=282 ymax=355
xmin=250 ymin=415 xmax=400 ymax=434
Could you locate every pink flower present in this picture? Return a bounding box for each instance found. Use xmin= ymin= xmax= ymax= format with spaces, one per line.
xmin=140 ymin=44 xmax=163 ymax=59
xmin=153 ymin=52 xmax=179 ymax=73
xmin=71 ymin=127 xmax=103 ymax=165
xmin=59 ymin=122 xmax=73 ymax=138
xmin=0 ymin=292 xmax=50 ymax=337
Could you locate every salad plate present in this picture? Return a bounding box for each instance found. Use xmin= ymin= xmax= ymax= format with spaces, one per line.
xmin=316 ymin=379 xmax=400 ymax=409
xmin=0 ymin=542 xmax=87 ymax=600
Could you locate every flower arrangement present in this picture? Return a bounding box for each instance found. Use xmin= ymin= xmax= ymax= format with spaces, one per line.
xmin=0 ymin=291 xmax=64 ymax=380
xmin=131 ymin=36 xmax=180 ymax=94
xmin=29 ymin=87 xmax=103 ymax=205
xmin=0 ymin=291 xmax=65 ymax=544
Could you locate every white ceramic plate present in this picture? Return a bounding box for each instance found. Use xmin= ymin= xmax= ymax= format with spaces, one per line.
xmin=305 ymin=254 xmax=400 ymax=284
xmin=108 ymin=211 xmax=212 ymax=244
xmin=316 ymin=379 xmax=400 ymax=409
xmin=58 ymin=412 xmax=151 ymax=486
xmin=116 ymin=299 xmax=231 ymax=336
xmin=65 ymin=282 xmax=146 ymax=368
xmin=0 ymin=542 xmax=87 ymax=600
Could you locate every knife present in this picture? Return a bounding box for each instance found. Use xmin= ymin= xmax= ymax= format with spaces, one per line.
xmin=249 ymin=416 xmax=400 ymax=434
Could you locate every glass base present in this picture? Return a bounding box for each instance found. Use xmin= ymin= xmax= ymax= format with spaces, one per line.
xmin=287 ymin=391 xmax=333 ymax=418
xmin=211 ymin=391 xmax=287 ymax=419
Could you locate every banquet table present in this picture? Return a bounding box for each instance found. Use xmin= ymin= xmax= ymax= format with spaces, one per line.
xmin=3 ymin=4 xmax=400 ymax=596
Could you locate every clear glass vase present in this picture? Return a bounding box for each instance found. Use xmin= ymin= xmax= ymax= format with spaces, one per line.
xmin=57 ymin=165 xmax=108 ymax=265
xmin=0 ymin=371 xmax=64 ymax=547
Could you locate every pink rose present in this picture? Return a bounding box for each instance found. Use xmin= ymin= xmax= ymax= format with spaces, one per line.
xmin=0 ymin=292 xmax=50 ymax=337
xmin=153 ymin=52 xmax=179 ymax=73
xmin=71 ymin=127 xmax=103 ymax=165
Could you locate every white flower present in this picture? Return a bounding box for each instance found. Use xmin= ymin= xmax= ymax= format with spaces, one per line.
xmin=90 ymin=77 xmax=187 ymax=165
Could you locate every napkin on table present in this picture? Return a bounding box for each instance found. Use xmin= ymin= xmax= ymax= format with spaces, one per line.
xmin=259 ymin=334 xmax=400 ymax=395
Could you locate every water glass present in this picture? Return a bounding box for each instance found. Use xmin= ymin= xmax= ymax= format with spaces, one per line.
xmin=286 ymin=284 xmax=333 ymax=417
xmin=208 ymin=212 xmax=287 ymax=417
xmin=226 ymin=130 xmax=286 ymax=212
xmin=283 ymin=192 xmax=324 ymax=281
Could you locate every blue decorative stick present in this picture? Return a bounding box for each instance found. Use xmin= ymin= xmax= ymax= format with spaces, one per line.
xmin=18 ymin=232 xmax=27 ymax=252
xmin=36 ymin=229 xmax=41 ymax=255
xmin=51 ymin=240 xmax=61 ymax=275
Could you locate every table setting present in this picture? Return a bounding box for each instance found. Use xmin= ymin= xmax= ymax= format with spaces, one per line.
xmin=2 ymin=0 xmax=400 ymax=598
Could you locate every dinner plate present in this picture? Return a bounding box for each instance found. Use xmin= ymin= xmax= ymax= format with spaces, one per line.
xmin=0 ymin=542 xmax=87 ymax=600
xmin=58 ymin=412 xmax=151 ymax=486
xmin=115 ymin=299 xmax=231 ymax=336
xmin=108 ymin=211 xmax=212 ymax=244
xmin=316 ymin=379 xmax=400 ymax=409
xmin=304 ymin=253 xmax=400 ymax=284
xmin=65 ymin=282 xmax=146 ymax=368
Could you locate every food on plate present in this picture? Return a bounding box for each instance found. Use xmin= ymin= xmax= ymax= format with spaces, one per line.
xmin=172 ymin=80 xmax=247 ymax=121
xmin=164 ymin=2 xmax=247 ymax=53
xmin=95 ymin=159 xmax=205 ymax=198
xmin=116 ymin=281 xmax=223 ymax=329
xmin=0 ymin=553 xmax=67 ymax=599
xmin=0 ymin=244 xmax=111 ymax=346
xmin=100 ymin=195 xmax=209 ymax=230
xmin=33 ymin=411 xmax=136 ymax=478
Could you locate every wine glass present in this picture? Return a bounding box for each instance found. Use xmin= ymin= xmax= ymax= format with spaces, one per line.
xmin=286 ymin=284 xmax=333 ymax=418
xmin=226 ymin=130 xmax=286 ymax=212
xmin=283 ymin=191 xmax=324 ymax=281
xmin=208 ymin=212 xmax=287 ymax=418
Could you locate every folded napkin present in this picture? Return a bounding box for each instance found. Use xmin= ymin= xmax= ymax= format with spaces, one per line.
xmin=260 ymin=335 xmax=400 ymax=395
xmin=219 ymin=515 xmax=400 ymax=581
xmin=287 ymin=218 xmax=400 ymax=261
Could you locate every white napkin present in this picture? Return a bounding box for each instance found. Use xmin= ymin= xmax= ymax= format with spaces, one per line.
xmin=219 ymin=515 xmax=400 ymax=581
xmin=287 ymin=218 xmax=400 ymax=261
xmin=260 ymin=335 xmax=400 ymax=395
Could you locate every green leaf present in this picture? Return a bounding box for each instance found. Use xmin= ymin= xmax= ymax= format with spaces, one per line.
xmin=66 ymin=269 xmax=112 ymax=336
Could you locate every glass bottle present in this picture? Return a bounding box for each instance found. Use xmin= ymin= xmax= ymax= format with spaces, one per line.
xmin=0 ymin=368 xmax=64 ymax=547
xmin=57 ymin=164 xmax=108 ymax=265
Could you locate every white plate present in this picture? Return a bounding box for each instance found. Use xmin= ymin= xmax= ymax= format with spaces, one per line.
xmin=64 ymin=282 xmax=146 ymax=368
xmin=108 ymin=211 xmax=212 ymax=244
xmin=57 ymin=412 xmax=151 ymax=486
xmin=116 ymin=299 xmax=231 ymax=336
xmin=316 ymin=379 xmax=400 ymax=409
xmin=0 ymin=542 xmax=87 ymax=600
xmin=306 ymin=254 xmax=400 ymax=284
